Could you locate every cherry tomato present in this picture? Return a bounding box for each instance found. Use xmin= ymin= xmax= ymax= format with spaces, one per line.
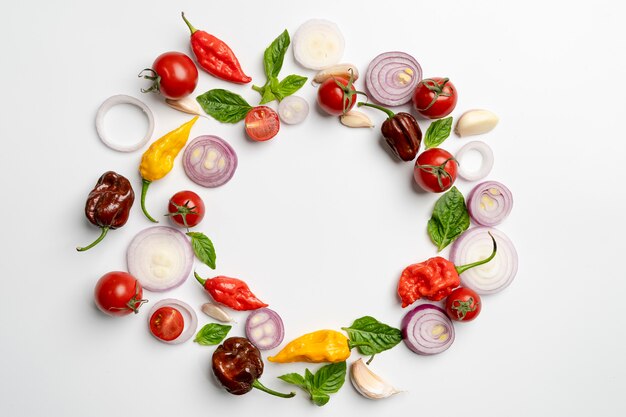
xmin=317 ymin=76 xmax=357 ymax=116
xmin=149 ymin=306 xmax=185 ymax=341
xmin=413 ymin=148 xmax=458 ymax=193
xmin=142 ymin=52 xmax=199 ymax=100
xmin=167 ymin=190 xmax=205 ymax=228
xmin=94 ymin=271 xmax=146 ymax=317
xmin=245 ymin=106 xmax=280 ymax=141
xmin=412 ymin=77 xmax=457 ymax=119
xmin=445 ymin=287 xmax=482 ymax=322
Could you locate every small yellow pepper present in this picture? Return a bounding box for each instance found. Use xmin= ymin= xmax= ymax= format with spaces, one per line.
xmin=268 ymin=330 xmax=352 ymax=363
xmin=139 ymin=116 xmax=198 ymax=222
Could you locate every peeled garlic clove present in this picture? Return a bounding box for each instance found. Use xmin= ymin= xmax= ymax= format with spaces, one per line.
xmin=313 ymin=64 xmax=359 ymax=84
xmin=165 ymin=96 xmax=204 ymax=117
xmin=454 ymin=109 xmax=499 ymax=137
xmin=200 ymin=302 xmax=233 ymax=323
xmin=340 ymin=110 xmax=374 ymax=128
xmin=350 ymin=358 xmax=401 ymax=400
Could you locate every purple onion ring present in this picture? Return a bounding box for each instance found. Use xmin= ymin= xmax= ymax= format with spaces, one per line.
xmin=365 ymin=52 xmax=422 ymax=106
xmin=401 ymin=304 xmax=455 ymax=355
xmin=183 ymin=135 xmax=238 ymax=188
xmin=467 ymin=181 xmax=513 ymax=226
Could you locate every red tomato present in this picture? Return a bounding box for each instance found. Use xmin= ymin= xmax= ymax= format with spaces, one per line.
xmin=143 ymin=52 xmax=198 ymax=100
xmin=167 ymin=190 xmax=205 ymax=228
xmin=317 ymin=76 xmax=357 ymax=116
xmin=413 ymin=148 xmax=458 ymax=193
xmin=94 ymin=271 xmax=146 ymax=317
xmin=412 ymin=77 xmax=457 ymax=119
xmin=245 ymin=106 xmax=280 ymax=141
xmin=445 ymin=287 xmax=482 ymax=321
xmin=149 ymin=306 xmax=185 ymax=341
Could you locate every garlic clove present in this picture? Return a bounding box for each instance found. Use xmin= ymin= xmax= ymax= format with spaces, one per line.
xmin=200 ymin=302 xmax=233 ymax=323
xmin=350 ymin=358 xmax=401 ymax=400
xmin=313 ymin=64 xmax=359 ymax=84
xmin=454 ymin=109 xmax=499 ymax=137
xmin=165 ymin=96 xmax=205 ymax=117
xmin=340 ymin=110 xmax=374 ymax=128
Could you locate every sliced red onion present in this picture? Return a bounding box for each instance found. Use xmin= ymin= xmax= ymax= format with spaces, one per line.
xmin=450 ymin=227 xmax=518 ymax=295
xmin=95 ymin=94 xmax=154 ymax=152
xmin=278 ymin=96 xmax=309 ymax=125
xmin=467 ymin=181 xmax=513 ymax=226
xmin=245 ymin=308 xmax=284 ymax=350
xmin=401 ymin=304 xmax=454 ymax=355
xmin=455 ymin=141 xmax=494 ymax=181
xmin=127 ymin=226 xmax=193 ymax=292
xmin=148 ymin=299 xmax=198 ymax=345
xmin=182 ymin=135 xmax=237 ymax=188
xmin=365 ymin=52 xmax=422 ymax=106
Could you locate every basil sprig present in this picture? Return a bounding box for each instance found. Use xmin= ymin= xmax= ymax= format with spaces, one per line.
xmin=187 ymin=232 xmax=216 ymax=269
xmin=424 ymin=116 xmax=453 ymax=149
xmin=427 ymin=186 xmax=470 ymax=251
xmin=342 ymin=316 xmax=402 ymax=358
xmin=194 ymin=323 xmax=231 ymax=346
xmin=252 ymin=30 xmax=307 ymax=104
xmin=279 ymin=361 xmax=346 ymax=406
xmin=196 ymin=89 xmax=252 ymax=123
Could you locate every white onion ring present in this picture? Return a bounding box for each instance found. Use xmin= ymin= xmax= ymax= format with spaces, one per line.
xmin=293 ymin=19 xmax=345 ymax=70
xmin=450 ymin=227 xmax=518 ymax=295
xmin=95 ymin=94 xmax=154 ymax=152
xmin=455 ymin=141 xmax=494 ymax=181
xmin=148 ymin=299 xmax=198 ymax=345
xmin=127 ymin=226 xmax=194 ymax=292
xmin=365 ymin=52 xmax=422 ymax=106
xmin=467 ymin=181 xmax=513 ymax=226
xmin=277 ymin=96 xmax=309 ymax=125
xmin=401 ymin=304 xmax=454 ymax=355
xmin=183 ymin=135 xmax=238 ymax=188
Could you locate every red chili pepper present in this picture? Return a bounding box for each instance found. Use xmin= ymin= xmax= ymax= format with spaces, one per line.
xmin=195 ymin=272 xmax=267 ymax=310
xmin=397 ymin=233 xmax=497 ymax=307
xmin=181 ymin=12 xmax=252 ymax=84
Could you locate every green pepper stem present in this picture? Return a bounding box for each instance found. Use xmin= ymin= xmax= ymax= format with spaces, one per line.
xmin=455 ymin=232 xmax=498 ymax=275
xmin=181 ymin=12 xmax=197 ymax=34
xmin=76 ymin=226 xmax=109 ymax=252
xmin=194 ymin=271 xmax=207 ymax=286
xmin=252 ymin=379 xmax=295 ymax=398
xmin=140 ymin=179 xmax=158 ymax=223
xmin=357 ymin=102 xmax=395 ymax=119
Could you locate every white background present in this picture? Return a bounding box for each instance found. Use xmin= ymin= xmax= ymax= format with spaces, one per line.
xmin=1 ymin=0 xmax=624 ymax=416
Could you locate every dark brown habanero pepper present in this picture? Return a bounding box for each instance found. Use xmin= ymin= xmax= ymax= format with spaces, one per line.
xmin=358 ymin=102 xmax=422 ymax=161
xmin=76 ymin=171 xmax=134 ymax=252
xmin=212 ymin=337 xmax=295 ymax=398
xmin=181 ymin=12 xmax=252 ymax=84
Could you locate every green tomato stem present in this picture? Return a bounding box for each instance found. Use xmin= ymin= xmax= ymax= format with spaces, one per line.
xmin=140 ymin=179 xmax=158 ymax=223
xmin=357 ymin=102 xmax=395 ymax=119
xmin=455 ymin=232 xmax=497 ymax=275
xmin=76 ymin=226 xmax=109 ymax=252
xmin=252 ymin=379 xmax=295 ymax=398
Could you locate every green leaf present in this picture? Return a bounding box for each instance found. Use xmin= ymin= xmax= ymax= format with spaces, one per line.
xmin=342 ymin=316 xmax=402 ymax=356
xmin=259 ymin=85 xmax=276 ymax=104
xmin=196 ymin=89 xmax=251 ymax=123
xmin=278 ymin=362 xmax=346 ymax=407
xmin=264 ymin=29 xmax=290 ymax=78
xmin=275 ymin=74 xmax=307 ymax=100
xmin=424 ymin=117 xmax=453 ymax=149
xmin=194 ymin=323 xmax=231 ymax=346
xmin=187 ymin=232 xmax=216 ymax=269
xmin=427 ymin=186 xmax=470 ymax=251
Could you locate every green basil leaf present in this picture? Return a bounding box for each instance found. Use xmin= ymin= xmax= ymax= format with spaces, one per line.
xmin=187 ymin=232 xmax=216 ymax=269
xmin=310 ymin=392 xmax=330 ymax=407
xmin=342 ymin=316 xmax=402 ymax=356
xmin=427 ymin=186 xmax=470 ymax=251
xmin=424 ymin=117 xmax=453 ymax=149
xmin=312 ymin=361 xmax=346 ymax=394
xmin=264 ymin=29 xmax=290 ymax=78
xmin=278 ymin=373 xmax=308 ymax=389
xmin=194 ymin=323 xmax=231 ymax=346
xmin=259 ymin=84 xmax=276 ymax=104
xmin=275 ymin=74 xmax=307 ymax=100
xmin=196 ymin=89 xmax=251 ymax=123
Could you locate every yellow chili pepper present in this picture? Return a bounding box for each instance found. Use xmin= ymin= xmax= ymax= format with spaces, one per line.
xmin=139 ymin=116 xmax=198 ymax=222
xmin=268 ymin=330 xmax=352 ymax=363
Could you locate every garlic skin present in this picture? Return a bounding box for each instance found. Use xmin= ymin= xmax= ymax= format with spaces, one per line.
xmin=454 ymin=109 xmax=499 ymax=137
xmin=340 ymin=110 xmax=374 ymax=128
xmin=165 ymin=97 xmax=204 ymax=117
xmin=313 ymin=64 xmax=359 ymax=84
xmin=350 ymin=359 xmax=401 ymax=400
xmin=200 ymin=302 xmax=233 ymax=323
